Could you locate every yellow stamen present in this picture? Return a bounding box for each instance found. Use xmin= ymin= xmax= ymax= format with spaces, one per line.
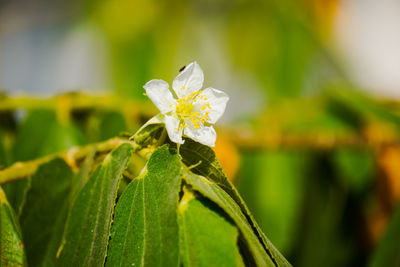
xmin=174 ymin=90 xmax=211 ymax=129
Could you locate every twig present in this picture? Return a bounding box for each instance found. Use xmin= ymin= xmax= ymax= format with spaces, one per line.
xmin=0 ymin=137 xmax=132 ymax=185
xmin=0 ymin=93 xmax=156 ymax=117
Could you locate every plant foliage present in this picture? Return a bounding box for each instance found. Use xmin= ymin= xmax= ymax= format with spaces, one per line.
xmin=0 ymin=121 xmax=291 ymax=266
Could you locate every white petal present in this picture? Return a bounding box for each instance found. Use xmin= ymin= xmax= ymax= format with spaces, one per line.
xmin=164 ymin=115 xmax=184 ymax=144
xmin=183 ymin=121 xmax=216 ymax=147
xmin=194 ymin=87 xmax=229 ymax=124
xmin=144 ymin=79 xmax=175 ymax=114
xmin=172 ymin=61 xmax=204 ymax=97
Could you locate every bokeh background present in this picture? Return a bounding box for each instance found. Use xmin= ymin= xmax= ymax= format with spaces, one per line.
xmin=1 ymin=0 xmax=400 ymax=266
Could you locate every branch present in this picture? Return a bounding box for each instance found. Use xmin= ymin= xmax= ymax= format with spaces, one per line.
xmin=0 ymin=93 xmax=157 ymax=117
xmin=0 ymin=137 xmax=133 ymax=185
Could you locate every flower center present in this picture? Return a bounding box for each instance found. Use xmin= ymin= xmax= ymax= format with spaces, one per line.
xmin=173 ymin=90 xmax=211 ymax=130
xmin=175 ymin=99 xmax=194 ymax=117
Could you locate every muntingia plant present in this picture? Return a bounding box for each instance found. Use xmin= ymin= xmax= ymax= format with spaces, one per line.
xmin=0 ymin=62 xmax=291 ymax=267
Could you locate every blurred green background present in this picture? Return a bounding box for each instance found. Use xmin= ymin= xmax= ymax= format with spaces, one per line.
xmin=1 ymin=0 xmax=400 ymax=266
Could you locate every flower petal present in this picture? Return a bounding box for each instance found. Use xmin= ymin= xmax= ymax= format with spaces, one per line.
xmin=183 ymin=121 xmax=216 ymax=147
xmin=144 ymin=79 xmax=175 ymax=114
xmin=194 ymin=87 xmax=229 ymax=124
xmin=164 ymin=115 xmax=184 ymax=144
xmin=172 ymin=61 xmax=204 ymax=97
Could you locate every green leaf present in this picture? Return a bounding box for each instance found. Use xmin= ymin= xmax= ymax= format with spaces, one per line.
xmin=294 ymin=158 xmax=353 ymax=267
xmin=331 ymin=148 xmax=375 ymax=194
xmin=181 ymin=167 xmax=277 ymax=266
xmin=129 ymin=114 xmax=164 ymax=149
xmin=19 ymin=158 xmax=74 ymax=266
xmin=106 ymin=145 xmax=181 ymax=267
xmin=99 ymin=111 xmax=127 ymax=141
xmin=179 ymin=188 xmax=244 ymax=267
xmin=42 ymin=151 xmax=95 ymax=266
xmin=38 ymin=123 xmax=87 ymax=157
xmin=13 ymin=109 xmax=56 ymax=161
xmin=238 ymin=151 xmax=309 ymax=252
xmin=0 ymin=187 xmax=26 ymax=266
xmin=179 ymin=138 xmax=234 ymax=194
xmin=369 ymin=201 xmax=400 ymax=267
xmin=327 ymin=89 xmax=400 ymax=126
xmin=2 ymin=179 xmax=29 ymax=218
xmin=13 ymin=109 xmax=86 ymax=162
xmin=58 ymin=143 xmax=133 ymax=266
xmin=69 ymin=148 xmax=96 ymax=204
xmin=179 ymin=139 xmax=291 ymax=266
xmin=0 ymin=133 xmax=9 ymax=167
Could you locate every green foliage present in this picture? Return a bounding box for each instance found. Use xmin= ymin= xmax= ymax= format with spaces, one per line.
xmin=332 ymin=148 xmax=375 ymax=194
xmin=0 ymin=188 xmax=26 ymax=266
xmin=179 ymin=192 xmax=244 ymax=267
xmin=99 ymin=111 xmax=127 ymax=141
xmin=0 ymin=121 xmax=291 ymax=266
xmin=20 ymin=159 xmax=73 ymax=266
xmin=106 ymin=145 xmax=181 ymax=266
xmin=238 ymin=151 xmax=309 ymax=253
xmin=13 ymin=110 xmax=86 ymax=162
xmin=58 ymin=144 xmax=132 ymax=266
xmin=179 ymin=139 xmax=290 ymax=266
xmin=13 ymin=109 xmax=56 ymax=162
xmin=0 ymin=136 xmax=8 ymax=168
xmin=1 ymin=0 xmax=400 ymax=264
xmin=1 ymin=90 xmax=399 ymax=266
xmin=2 ymin=179 xmax=29 ymax=217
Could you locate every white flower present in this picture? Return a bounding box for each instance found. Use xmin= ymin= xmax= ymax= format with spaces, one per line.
xmin=143 ymin=61 xmax=229 ymax=147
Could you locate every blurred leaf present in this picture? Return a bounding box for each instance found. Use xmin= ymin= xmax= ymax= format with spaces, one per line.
xmin=332 ymin=148 xmax=375 ymax=194
xmin=179 ymin=190 xmax=244 ymax=267
xmin=13 ymin=109 xmax=86 ymax=161
xmin=227 ymin=2 xmax=322 ymax=101
xmin=39 ymin=123 xmax=87 ymax=157
xmin=106 ymin=145 xmax=180 ymax=266
xmin=19 ymin=158 xmax=73 ymax=266
xmin=369 ymin=201 xmax=400 ymax=267
xmin=328 ymin=89 xmax=400 ymax=126
xmin=293 ymin=156 xmax=356 ymax=267
xmin=326 ymin=95 xmax=364 ymax=131
xmin=0 ymin=111 xmax=17 ymax=133
xmin=0 ymin=187 xmax=26 ymax=266
xmin=238 ymin=151 xmax=308 ymax=253
xmin=0 ymin=134 xmax=8 ymax=167
xmin=57 ymin=143 xmax=132 ymax=266
xmin=99 ymin=111 xmax=127 ymax=140
xmin=13 ymin=109 xmax=56 ymax=161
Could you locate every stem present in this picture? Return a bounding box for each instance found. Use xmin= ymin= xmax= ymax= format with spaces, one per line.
xmin=0 ymin=94 xmax=398 ymax=150
xmin=0 ymin=93 xmax=156 ymax=117
xmin=0 ymin=138 xmax=131 ymax=185
xmin=177 ymin=143 xmax=181 ymax=156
